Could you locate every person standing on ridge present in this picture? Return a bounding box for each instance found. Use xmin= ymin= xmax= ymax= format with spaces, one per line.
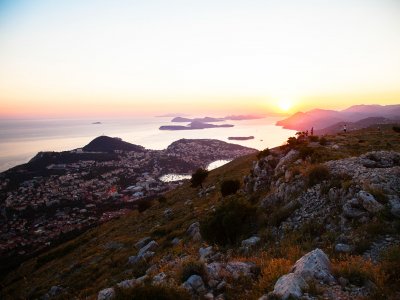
xmin=311 ymin=127 xmax=314 ymax=136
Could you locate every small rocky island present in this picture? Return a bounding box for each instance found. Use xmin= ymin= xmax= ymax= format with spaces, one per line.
xmin=228 ymin=136 xmax=254 ymax=141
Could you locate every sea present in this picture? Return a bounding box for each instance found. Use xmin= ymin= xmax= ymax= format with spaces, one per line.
xmin=0 ymin=116 xmax=296 ymax=172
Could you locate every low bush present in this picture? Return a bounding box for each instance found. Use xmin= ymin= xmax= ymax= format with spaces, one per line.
xmin=332 ymin=256 xmax=386 ymax=288
xmin=392 ymin=126 xmax=400 ymax=133
xmin=178 ymin=259 xmax=207 ymax=283
xmin=298 ymin=146 xmax=315 ymax=160
xmin=220 ymin=179 xmax=241 ymax=197
xmin=380 ymin=245 xmax=400 ymax=285
xmin=319 ymin=137 xmax=328 ymax=146
xmin=200 ymin=197 xmax=258 ymax=246
xmin=190 ymin=168 xmax=209 ymax=188
xmin=307 ymin=164 xmax=330 ymax=187
xmin=308 ymin=135 xmax=319 ymax=142
xmin=257 ymin=148 xmax=271 ymax=160
xmin=267 ymin=201 xmax=300 ymax=227
xmin=115 ymin=284 xmax=190 ymax=300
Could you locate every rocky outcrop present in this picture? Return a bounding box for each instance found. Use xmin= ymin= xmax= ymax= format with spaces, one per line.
xmin=265 ymin=249 xmax=334 ymax=299
xmin=129 ymin=239 xmax=158 ymax=265
xmin=182 ymin=275 xmax=207 ymax=296
xmin=97 ymin=287 xmax=115 ymax=300
xmin=187 ymin=222 xmax=202 ymax=242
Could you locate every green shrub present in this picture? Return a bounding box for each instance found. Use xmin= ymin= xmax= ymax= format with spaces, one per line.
xmin=298 ymin=146 xmax=315 ymax=160
xmin=178 ymin=260 xmax=207 ymax=283
xmin=257 ymin=148 xmax=271 ymax=160
xmin=115 ymin=284 xmax=190 ymax=300
xmin=308 ymin=135 xmax=319 ymax=142
xmin=220 ymin=179 xmax=241 ymax=197
xmin=190 ymin=168 xmax=209 ymax=188
xmin=381 ymin=245 xmax=400 ymax=284
xmin=200 ymin=197 xmax=258 ymax=246
xmin=319 ymin=137 xmax=328 ymax=146
xmin=307 ymin=164 xmax=330 ymax=187
xmin=392 ymin=126 xmax=400 ymax=133
xmin=267 ymin=201 xmax=300 ymax=227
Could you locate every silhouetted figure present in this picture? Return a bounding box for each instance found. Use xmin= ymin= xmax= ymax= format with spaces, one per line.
xmin=343 ymin=124 xmax=347 ymax=133
xmin=310 ymin=127 xmax=314 ymax=136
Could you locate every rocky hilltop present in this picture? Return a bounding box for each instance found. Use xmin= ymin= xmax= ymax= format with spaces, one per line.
xmin=1 ymin=125 xmax=400 ymax=299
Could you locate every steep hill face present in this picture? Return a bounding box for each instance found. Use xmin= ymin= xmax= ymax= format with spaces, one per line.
xmin=1 ymin=126 xmax=400 ymax=300
xmin=82 ymin=136 xmax=145 ymax=152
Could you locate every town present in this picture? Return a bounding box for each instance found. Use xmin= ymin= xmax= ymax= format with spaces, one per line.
xmin=0 ymin=137 xmax=256 ymax=273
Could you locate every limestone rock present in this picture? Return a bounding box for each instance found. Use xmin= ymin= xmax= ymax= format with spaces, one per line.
xmin=241 ymin=236 xmax=261 ymax=249
xmin=182 ymin=275 xmax=207 ymax=295
xmin=335 ymin=243 xmax=352 ymax=253
xmin=358 ymin=191 xmax=384 ymax=213
xmin=389 ymin=197 xmax=400 ymax=218
xmin=152 ymin=272 xmax=167 ymax=285
xmin=270 ymin=272 xmax=308 ymax=300
xmin=225 ymin=261 xmax=258 ymax=279
xmin=199 ymin=246 xmax=213 ymax=260
xmin=135 ymin=237 xmax=151 ymax=250
xmin=138 ymin=240 xmax=158 ymax=256
xmin=187 ymin=222 xmax=202 ymax=242
xmin=97 ymin=287 xmax=115 ymax=300
xmin=291 ymin=248 xmax=334 ymax=283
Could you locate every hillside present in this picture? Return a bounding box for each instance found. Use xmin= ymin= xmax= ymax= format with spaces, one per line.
xmin=276 ymin=104 xmax=400 ymax=131
xmin=1 ymin=125 xmax=400 ymax=299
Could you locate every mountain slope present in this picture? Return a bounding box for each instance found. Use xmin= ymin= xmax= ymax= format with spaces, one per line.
xmin=1 ymin=125 xmax=400 ymax=299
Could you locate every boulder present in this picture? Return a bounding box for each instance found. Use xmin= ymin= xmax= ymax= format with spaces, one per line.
xmin=135 ymin=237 xmax=151 ymax=250
xmin=358 ymin=191 xmax=384 ymax=213
xmin=199 ymin=246 xmax=213 ymax=260
xmin=225 ymin=261 xmax=258 ymax=279
xmin=164 ymin=208 xmax=173 ymax=219
xmin=269 ymin=249 xmax=334 ymax=300
xmin=97 ymin=287 xmax=115 ymax=300
xmin=187 ymin=222 xmax=202 ymax=242
xmin=335 ymin=243 xmax=352 ymax=253
xmin=182 ymin=275 xmax=207 ymax=295
xmin=389 ymin=197 xmax=400 ymax=218
xmin=152 ymin=272 xmax=167 ymax=285
xmin=138 ymin=240 xmax=158 ymax=256
xmin=241 ymin=236 xmax=261 ymax=249
xmin=270 ymin=273 xmax=308 ymax=300
xmin=117 ymin=279 xmax=137 ymax=289
xmin=171 ymin=237 xmax=181 ymax=245
xmin=291 ymin=248 xmax=334 ymax=283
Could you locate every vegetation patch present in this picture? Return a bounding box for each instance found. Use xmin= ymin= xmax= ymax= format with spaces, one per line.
xmin=178 ymin=259 xmax=207 ymax=283
xmin=307 ymin=164 xmax=330 ymax=187
xmin=200 ymin=197 xmax=258 ymax=246
xmin=220 ymin=179 xmax=241 ymax=197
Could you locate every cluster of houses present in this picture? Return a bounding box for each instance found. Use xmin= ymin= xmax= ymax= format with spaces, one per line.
xmin=0 ymin=139 xmax=256 ymax=259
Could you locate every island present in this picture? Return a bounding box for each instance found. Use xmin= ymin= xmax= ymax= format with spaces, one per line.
xmin=160 ymin=121 xmax=234 ymax=130
xmin=92 ymin=121 xmax=102 ymax=124
xmin=228 ymin=136 xmax=255 ymax=140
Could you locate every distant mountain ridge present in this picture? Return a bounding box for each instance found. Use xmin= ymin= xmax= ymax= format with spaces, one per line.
xmin=276 ymin=104 xmax=400 ymax=131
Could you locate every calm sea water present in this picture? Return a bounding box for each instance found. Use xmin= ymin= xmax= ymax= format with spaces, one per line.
xmin=0 ymin=116 xmax=296 ymax=172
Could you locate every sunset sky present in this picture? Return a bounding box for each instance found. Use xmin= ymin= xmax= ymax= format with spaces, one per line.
xmin=0 ymin=0 xmax=399 ymax=117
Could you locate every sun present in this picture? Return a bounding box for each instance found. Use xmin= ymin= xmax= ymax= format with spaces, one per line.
xmin=278 ymin=99 xmax=293 ymax=112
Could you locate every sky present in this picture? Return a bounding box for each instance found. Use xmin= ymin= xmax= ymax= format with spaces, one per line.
xmin=0 ymin=0 xmax=399 ymax=117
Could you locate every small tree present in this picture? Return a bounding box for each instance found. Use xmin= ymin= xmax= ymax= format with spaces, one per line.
xmin=220 ymin=179 xmax=240 ymax=197
xmin=190 ymin=168 xmax=209 ymax=188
